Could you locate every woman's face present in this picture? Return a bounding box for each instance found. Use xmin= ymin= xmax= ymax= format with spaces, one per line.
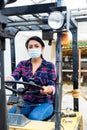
xmin=27 ymin=40 xmax=44 ymax=59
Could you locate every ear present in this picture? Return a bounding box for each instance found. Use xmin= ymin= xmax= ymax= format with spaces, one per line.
xmin=41 ymin=46 xmax=45 ymax=51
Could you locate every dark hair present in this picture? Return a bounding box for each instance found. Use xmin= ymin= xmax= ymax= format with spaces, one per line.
xmin=25 ymin=36 xmax=45 ymax=49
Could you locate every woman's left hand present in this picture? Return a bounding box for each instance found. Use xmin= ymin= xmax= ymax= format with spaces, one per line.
xmin=40 ymin=86 xmax=53 ymax=95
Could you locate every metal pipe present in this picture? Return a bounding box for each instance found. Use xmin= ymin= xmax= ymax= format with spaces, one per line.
xmin=71 ymin=27 xmax=79 ymax=111
xmin=0 ymin=39 xmax=8 ymax=130
xmin=55 ymin=32 xmax=62 ymax=130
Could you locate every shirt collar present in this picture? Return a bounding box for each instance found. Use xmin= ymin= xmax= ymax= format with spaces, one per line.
xmin=28 ymin=58 xmax=47 ymax=66
xmin=42 ymin=58 xmax=47 ymax=66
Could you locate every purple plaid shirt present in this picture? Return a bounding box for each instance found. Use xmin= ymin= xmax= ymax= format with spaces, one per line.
xmin=11 ymin=58 xmax=56 ymax=103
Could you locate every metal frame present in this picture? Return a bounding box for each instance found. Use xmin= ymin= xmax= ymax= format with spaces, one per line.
xmin=1 ymin=3 xmax=87 ymax=33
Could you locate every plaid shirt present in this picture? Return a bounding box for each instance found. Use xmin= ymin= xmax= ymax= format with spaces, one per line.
xmin=11 ymin=58 xmax=56 ymax=103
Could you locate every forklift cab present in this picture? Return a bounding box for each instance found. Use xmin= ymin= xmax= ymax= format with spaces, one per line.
xmin=0 ymin=0 xmax=83 ymax=130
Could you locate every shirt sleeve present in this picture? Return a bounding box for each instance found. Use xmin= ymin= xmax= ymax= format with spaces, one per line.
xmin=11 ymin=61 xmax=23 ymax=80
xmin=50 ymin=85 xmax=55 ymax=95
xmin=47 ymin=62 xmax=56 ymax=93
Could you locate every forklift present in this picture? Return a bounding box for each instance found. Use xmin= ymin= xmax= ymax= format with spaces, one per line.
xmin=0 ymin=0 xmax=83 ymax=130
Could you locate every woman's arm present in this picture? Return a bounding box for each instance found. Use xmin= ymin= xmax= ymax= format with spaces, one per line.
xmin=5 ymin=61 xmax=23 ymax=81
xmin=41 ymin=62 xmax=56 ymax=95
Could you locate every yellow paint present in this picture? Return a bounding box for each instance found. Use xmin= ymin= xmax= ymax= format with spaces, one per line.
xmin=9 ymin=111 xmax=83 ymax=130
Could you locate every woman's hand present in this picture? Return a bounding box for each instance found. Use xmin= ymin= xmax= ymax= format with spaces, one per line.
xmin=40 ymin=86 xmax=53 ymax=95
xmin=5 ymin=76 xmax=14 ymax=85
xmin=5 ymin=76 xmax=13 ymax=81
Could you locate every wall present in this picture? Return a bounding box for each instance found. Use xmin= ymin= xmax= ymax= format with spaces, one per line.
xmin=4 ymin=39 xmax=11 ymax=77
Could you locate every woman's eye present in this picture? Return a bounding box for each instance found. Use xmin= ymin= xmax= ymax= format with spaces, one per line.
xmin=28 ymin=46 xmax=32 ymax=49
xmin=28 ymin=44 xmax=40 ymax=49
xmin=35 ymin=45 xmax=39 ymax=48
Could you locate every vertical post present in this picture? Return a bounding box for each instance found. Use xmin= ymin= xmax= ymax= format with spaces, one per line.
xmin=10 ymin=38 xmax=16 ymax=72
xmin=0 ymin=38 xmax=8 ymax=130
xmin=71 ymin=28 xmax=79 ymax=111
xmin=55 ymin=1 xmax=65 ymax=130
xmin=78 ymin=49 xmax=81 ymax=88
xmin=55 ymin=32 xmax=62 ymax=130
xmin=57 ymin=0 xmax=63 ymax=6
xmin=10 ymin=38 xmax=16 ymax=91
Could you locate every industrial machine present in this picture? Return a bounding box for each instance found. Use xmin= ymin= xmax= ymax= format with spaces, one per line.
xmin=0 ymin=0 xmax=83 ymax=130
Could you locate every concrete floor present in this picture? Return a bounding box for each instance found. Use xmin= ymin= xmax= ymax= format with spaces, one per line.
xmin=62 ymin=85 xmax=87 ymax=130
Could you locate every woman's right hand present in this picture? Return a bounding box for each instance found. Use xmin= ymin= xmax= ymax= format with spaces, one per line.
xmin=5 ymin=76 xmax=14 ymax=85
xmin=5 ymin=76 xmax=13 ymax=81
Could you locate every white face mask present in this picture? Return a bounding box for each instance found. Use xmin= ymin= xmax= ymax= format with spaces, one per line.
xmin=28 ymin=48 xmax=42 ymax=59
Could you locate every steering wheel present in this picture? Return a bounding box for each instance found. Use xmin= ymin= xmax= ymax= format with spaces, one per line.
xmin=5 ymin=80 xmax=44 ymax=113
xmin=5 ymin=80 xmax=44 ymax=106
xmin=5 ymin=80 xmax=44 ymax=95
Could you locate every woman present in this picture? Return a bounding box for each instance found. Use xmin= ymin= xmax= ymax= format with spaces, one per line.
xmin=6 ymin=36 xmax=56 ymax=121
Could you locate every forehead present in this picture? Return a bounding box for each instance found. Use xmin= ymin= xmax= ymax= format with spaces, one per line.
xmin=28 ymin=40 xmax=41 ymax=46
